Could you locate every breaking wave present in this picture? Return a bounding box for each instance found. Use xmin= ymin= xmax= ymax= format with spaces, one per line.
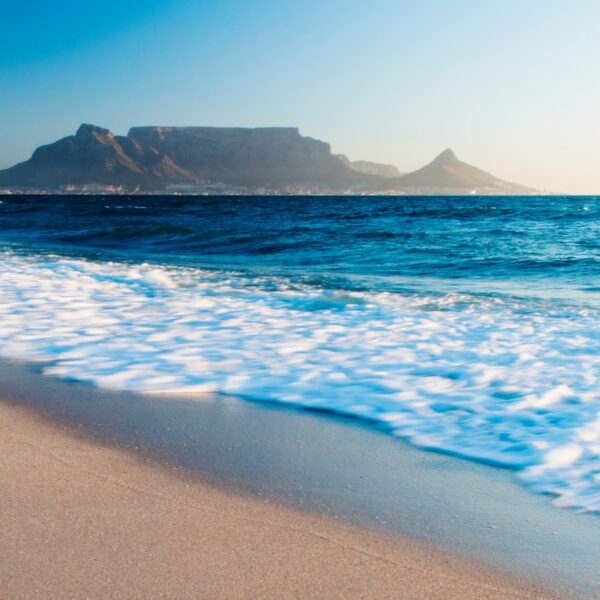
xmin=1 ymin=251 xmax=600 ymax=512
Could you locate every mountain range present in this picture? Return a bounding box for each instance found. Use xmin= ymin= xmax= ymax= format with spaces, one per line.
xmin=0 ymin=124 xmax=536 ymax=195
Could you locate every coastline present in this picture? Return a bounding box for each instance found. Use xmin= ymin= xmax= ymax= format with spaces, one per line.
xmin=1 ymin=359 xmax=599 ymax=597
xmin=0 ymin=396 xmax=563 ymax=600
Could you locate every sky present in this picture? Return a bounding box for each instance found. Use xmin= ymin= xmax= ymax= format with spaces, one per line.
xmin=1 ymin=0 xmax=600 ymax=193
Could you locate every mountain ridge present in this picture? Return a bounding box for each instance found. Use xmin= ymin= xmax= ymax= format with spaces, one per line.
xmin=0 ymin=124 xmax=537 ymax=194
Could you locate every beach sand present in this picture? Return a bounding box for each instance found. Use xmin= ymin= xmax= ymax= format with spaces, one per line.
xmin=0 ymin=399 xmax=562 ymax=600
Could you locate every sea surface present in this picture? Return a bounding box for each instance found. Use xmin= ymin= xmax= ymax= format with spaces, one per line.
xmin=1 ymin=195 xmax=599 ymax=512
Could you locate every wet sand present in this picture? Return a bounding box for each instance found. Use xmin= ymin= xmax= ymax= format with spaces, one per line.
xmin=0 ymin=398 xmax=564 ymax=600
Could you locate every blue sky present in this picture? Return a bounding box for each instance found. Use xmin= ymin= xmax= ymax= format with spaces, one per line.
xmin=2 ymin=0 xmax=600 ymax=192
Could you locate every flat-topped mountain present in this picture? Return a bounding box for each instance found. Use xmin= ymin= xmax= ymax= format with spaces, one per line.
xmin=127 ymin=126 xmax=354 ymax=185
xmin=0 ymin=124 xmax=361 ymax=191
xmin=0 ymin=125 xmax=537 ymax=194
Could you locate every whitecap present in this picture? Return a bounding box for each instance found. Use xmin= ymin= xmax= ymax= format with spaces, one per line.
xmin=1 ymin=251 xmax=600 ymax=511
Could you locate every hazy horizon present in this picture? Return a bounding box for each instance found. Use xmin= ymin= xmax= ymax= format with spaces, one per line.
xmin=2 ymin=0 xmax=600 ymax=193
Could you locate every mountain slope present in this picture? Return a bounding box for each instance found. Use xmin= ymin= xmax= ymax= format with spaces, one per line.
xmin=0 ymin=124 xmax=362 ymax=190
xmin=335 ymin=155 xmax=401 ymax=178
xmin=0 ymin=127 xmax=537 ymax=194
xmin=380 ymin=149 xmax=535 ymax=194
xmin=127 ymin=126 xmax=356 ymax=185
xmin=349 ymin=160 xmax=401 ymax=178
xmin=0 ymin=125 xmax=156 ymax=188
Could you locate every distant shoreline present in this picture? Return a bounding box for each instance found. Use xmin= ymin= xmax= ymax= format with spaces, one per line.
xmin=0 ymin=191 xmax=562 ymax=197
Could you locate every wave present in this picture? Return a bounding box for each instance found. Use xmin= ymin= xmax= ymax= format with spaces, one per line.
xmin=56 ymin=222 xmax=195 ymax=243
xmin=1 ymin=250 xmax=600 ymax=513
xmin=2 ymin=196 xmax=600 ymax=291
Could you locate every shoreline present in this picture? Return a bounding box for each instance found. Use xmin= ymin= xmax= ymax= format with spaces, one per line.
xmin=0 ymin=397 xmax=562 ymax=599
xmin=1 ymin=359 xmax=598 ymax=598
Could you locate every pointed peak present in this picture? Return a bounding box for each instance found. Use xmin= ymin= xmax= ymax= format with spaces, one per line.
xmin=76 ymin=124 xmax=111 ymax=138
xmin=432 ymin=148 xmax=458 ymax=164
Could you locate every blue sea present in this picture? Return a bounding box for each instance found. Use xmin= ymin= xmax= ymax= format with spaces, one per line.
xmin=1 ymin=195 xmax=599 ymax=511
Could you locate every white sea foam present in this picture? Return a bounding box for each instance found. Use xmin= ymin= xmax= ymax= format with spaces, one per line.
xmin=1 ymin=251 xmax=600 ymax=511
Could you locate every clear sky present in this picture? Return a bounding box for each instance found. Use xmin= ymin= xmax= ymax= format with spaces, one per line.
xmin=2 ymin=0 xmax=599 ymax=193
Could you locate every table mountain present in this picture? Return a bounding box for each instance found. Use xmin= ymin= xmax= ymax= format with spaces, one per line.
xmin=0 ymin=124 xmax=362 ymax=190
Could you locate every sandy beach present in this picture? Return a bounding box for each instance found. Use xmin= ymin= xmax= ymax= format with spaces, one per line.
xmin=0 ymin=397 xmax=564 ymax=600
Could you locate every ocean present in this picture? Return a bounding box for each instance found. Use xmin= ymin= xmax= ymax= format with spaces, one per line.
xmin=1 ymin=194 xmax=599 ymax=512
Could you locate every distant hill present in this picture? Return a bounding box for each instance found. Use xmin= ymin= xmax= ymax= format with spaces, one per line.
xmin=0 ymin=125 xmax=537 ymax=194
xmin=378 ymin=149 xmax=536 ymax=194
xmin=336 ymin=155 xmax=401 ymax=178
